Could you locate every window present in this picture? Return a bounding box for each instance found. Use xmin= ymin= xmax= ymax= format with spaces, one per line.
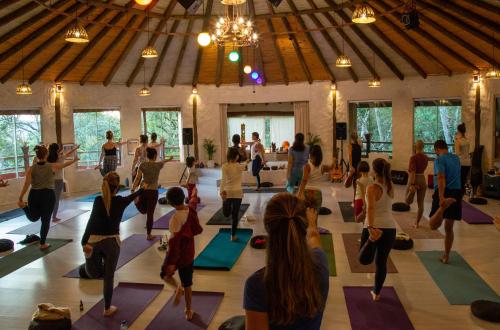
xmin=142 ymin=108 xmax=182 ymax=160
xmin=349 ymin=101 xmax=392 ymax=154
xmin=0 ymin=110 xmax=42 ymax=179
xmin=73 ymin=109 xmax=122 ymax=169
xmin=414 ymin=99 xmax=462 ymax=155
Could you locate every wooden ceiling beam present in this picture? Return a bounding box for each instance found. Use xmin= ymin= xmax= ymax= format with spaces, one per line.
xmin=286 ymin=0 xmax=337 ymax=82
xmin=281 ymin=16 xmax=313 ymax=84
xmin=148 ymin=20 xmax=179 ymax=86
xmin=465 ymin=0 xmax=500 ymax=15
xmin=432 ymin=0 xmax=500 ymax=32
xmin=0 ymin=1 xmax=40 ymax=28
xmin=170 ymin=18 xmax=194 ymax=87
xmin=125 ymin=0 xmax=177 ymax=87
xmin=215 ymin=45 xmax=225 ymax=87
xmin=191 ymin=0 xmax=214 ymax=87
xmin=247 ymin=0 xmax=266 ymax=85
xmin=266 ymin=18 xmax=289 ymax=85
xmin=0 ymin=0 xmax=21 ymax=11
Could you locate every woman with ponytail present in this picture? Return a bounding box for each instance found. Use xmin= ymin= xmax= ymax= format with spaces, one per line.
xmin=244 ymin=193 xmax=329 ymax=330
xmin=358 ymin=158 xmax=396 ymax=301
xmin=81 ymin=172 xmax=143 ymax=316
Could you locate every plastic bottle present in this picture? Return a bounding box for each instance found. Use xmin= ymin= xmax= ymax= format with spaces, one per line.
xmin=120 ymin=320 xmax=128 ymax=330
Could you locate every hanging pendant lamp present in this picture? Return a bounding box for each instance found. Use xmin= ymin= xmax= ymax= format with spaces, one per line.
xmin=485 ymin=31 xmax=499 ymax=79
xmin=65 ymin=8 xmax=89 ymax=43
xmin=368 ymin=52 xmax=381 ymax=87
xmin=142 ymin=11 xmax=158 ymax=58
xmin=16 ymin=47 xmax=32 ymax=95
xmin=139 ymin=66 xmax=151 ymax=96
xmin=352 ymin=3 xmax=376 ymax=24
xmin=335 ymin=5 xmax=351 ymax=67
xmin=135 ymin=0 xmax=153 ymax=5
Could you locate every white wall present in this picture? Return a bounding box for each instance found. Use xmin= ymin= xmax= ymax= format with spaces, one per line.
xmin=0 ymin=75 xmax=498 ymax=206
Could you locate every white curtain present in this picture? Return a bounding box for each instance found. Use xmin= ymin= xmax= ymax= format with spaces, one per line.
xmin=270 ymin=116 xmax=295 ymax=147
xmin=294 ymin=101 xmax=310 ymax=137
xmin=220 ymin=104 xmax=228 ymax=163
xmin=227 ymin=117 xmax=265 ymax=145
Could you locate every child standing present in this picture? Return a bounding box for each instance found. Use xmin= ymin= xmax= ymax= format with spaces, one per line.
xmin=354 ymin=161 xmax=373 ymax=223
xmin=161 ymin=186 xmax=203 ymax=320
xmin=183 ymin=156 xmax=199 ymax=202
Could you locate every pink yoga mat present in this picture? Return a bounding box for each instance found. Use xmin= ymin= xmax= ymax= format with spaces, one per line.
xmin=146 ymin=291 xmax=224 ymax=330
xmin=152 ymin=204 xmax=205 ymax=229
xmin=72 ymin=282 xmax=163 ymax=330
xmin=462 ymin=201 xmax=494 ymax=224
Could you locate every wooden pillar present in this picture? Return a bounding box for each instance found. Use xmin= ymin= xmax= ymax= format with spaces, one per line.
xmin=474 ymin=83 xmax=481 ymax=147
xmin=55 ymin=92 xmax=62 ymax=145
xmin=192 ymin=94 xmax=199 ymax=160
xmin=332 ymin=88 xmax=337 ymax=161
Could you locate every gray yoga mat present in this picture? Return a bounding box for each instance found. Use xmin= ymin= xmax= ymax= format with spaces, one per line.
xmin=338 ymin=201 xmax=355 ymax=222
xmin=206 ymin=204 xmax=250 ymax=225
xmin=73 ymin=282 xmax=163 ymax=330
xmin=0 ymin=208 xmax=25 ymax=223
xmin=7 ymin=209 xmax=88 ymax=235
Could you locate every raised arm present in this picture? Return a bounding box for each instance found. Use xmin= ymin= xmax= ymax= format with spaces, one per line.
xmin=162 ymin=155 xmax=174 ymax=164
xmin=297 ymin=163 xmax=311 ymax=198
xmin=306 ymin=208 xmax=321 ymax=249
xmin=52 ymin=157 xmax=79 ymax=170
xmin=131 ymin=169 xmax=143 ymax=192
xmin=64 ymin=144 xmax=80 ymax=158
xmin=95 ymin=146 xmax=104 ymax=170
xmin=131 ymin=148 xmax=140 ymax=172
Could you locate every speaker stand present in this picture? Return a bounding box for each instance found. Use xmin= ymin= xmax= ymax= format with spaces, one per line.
xmin=178 ymin=145 xmax=191 ymax=184
xmin=339 ymin=140 xmax=349 ymax=175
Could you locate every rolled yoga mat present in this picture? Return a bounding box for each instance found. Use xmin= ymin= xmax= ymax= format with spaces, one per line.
xmin=338 ymin=201 xmax=355 ymax=222
xmin=152 ymin=204 xmax=205 ymax=229
xmin=146 ymin=291 xmax=224 ymax=330
xmin=392 ymin=212 xmax=444 ymax=239
xmin=0 ymin=208 xmax=25 ymax=223
xmin=194 ymin=228 xmax=253 ymax=270
xmin=7 ymin=209 xmax=88 ymax=235
xmin=417 ymin=251 xmax=500 ymax=304
xmin=0 ymin=239 xmax=72 ymax=278
xmin=344 ymin=286 xmax=415 ymax=330
xmin=64 ymin=234 xmax=159 ymax=278
xmin=320 ymin=233 xmax=336 ymax=277
xmin=242 ymin=187 xmax=287 ymax=193
xmin=342 ymin=233 xmax=398 ymax=274
xmin=462 ymin=201 xmax=494 ymax=224
xmin=72 ymin=282 xmax=163 ymax=330
xmin=206 ymin=204 xmax=250 ymax=225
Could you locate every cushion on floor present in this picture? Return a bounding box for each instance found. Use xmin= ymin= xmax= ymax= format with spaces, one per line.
xmin=261 ymin=182 xmax=273 ymax=188
xmin=393 ymin=233 xmax=413 ymax=250
xmin=218 ymin=315 xmax=245 ymax=330
xmin=319 ymin=207 xmax=332 ymax=215
xmin=470 ymin=197 xmax=487 ymax=205
xmin=471 ymin=300 xmax=500 ymax=323
xmin=0 ymin=238 xmax=14 ymax=252
xmin=250 ymin=235 xmax=267 ymax=249
xmin=392 ymin=202 xmax=410 ymax=212
xmin=158 ymin=197 xmax=167 ymax=205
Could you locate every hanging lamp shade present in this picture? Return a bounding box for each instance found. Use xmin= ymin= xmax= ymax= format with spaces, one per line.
xmin=65 ymin=24 xmax=89 ymax=43
xmin=135 ymin=0 xmax=153 ymax=5
xmin=485 ymin=67 xmax=500 ymax=79
xmin=141 ymin=45 xmax=158 ymax=58
xmin=139 ymin=87 xmax=151 ymax=96
xmin=221 ymin=0 xmax=246 ymax=4
xmin=16 ymin=82 xmax=32 ymax=95
xmin=336 ymin=54 xmax=352 ymax=67
xmin=368 ymin=78 xmax=381 ymax=87
xmin=352 ymin=3 xmax=376 ymax=24
xmin=197 ymin=32 xmax=211 ymax=47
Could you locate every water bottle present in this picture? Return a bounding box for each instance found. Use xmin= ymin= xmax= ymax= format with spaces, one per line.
xmin=79 ymin=300 xmax=83 ymax=311
xmin=120 ymin=320 xmax=128 ymax=330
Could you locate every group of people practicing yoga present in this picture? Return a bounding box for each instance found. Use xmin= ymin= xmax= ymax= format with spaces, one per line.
xmin=10 ymin=122 xmax=474 ymax=329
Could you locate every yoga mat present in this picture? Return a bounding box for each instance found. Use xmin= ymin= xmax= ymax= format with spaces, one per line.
xmin=242 ymin=187 xmax=287 ymax=193
xmin=121 ymin=202 xmax=139 ymax=222
xmin=0 ymin=239 xmax=72 ymax=278
xmin=152 ymin=204 xmax=205 ymax=229
xmin=462 ymin=201 xmax=494 ymax=224
xmin=73 ymin=282 xmax=163 ymax=330
xmin=339 ymin=201 xmax=355 ymax=222
xmin=417 ymin=251 xmax=500 ymax=304
xmin=7 ymin=209 xmax=88 ymax=235
xmin=146 ymin=291 xmax=224 ymax=330
xmin=194 ymin=228 xmax=253 ymax=270
xmin=320 ymin=233 xmax=336 ymax=276
xmin=0 ymin=208 xmax=25 ymax=223
xmin=206 ymin=204 xmax=250 ymax=225
xmin=392 ymin=212 xmax=444 ymax=239
xmin=344 ymin=286 xmax=415 ymax=330
xmin=64 ymin=234 xmax=159 ymax=278
xmin=342 ymin=233 xmax=398 ymax=273
xmin=75 ymin=187 xmax=128 ymax=203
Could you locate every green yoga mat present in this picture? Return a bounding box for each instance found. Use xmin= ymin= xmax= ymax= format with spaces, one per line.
xmin=0 ymin=239 xmax=72 ymax=278
xmin=338 ymin=201 xmax=355 ymax=222
xmin=320 ymin=233 xmax=336 ymax=276
xmin=206 ymin=204 xmax=250 ymax=225
xmin=417 ymin=251 xmax=500 ymax=305
xmin=194 ymin=228 xmax=253 ymax=270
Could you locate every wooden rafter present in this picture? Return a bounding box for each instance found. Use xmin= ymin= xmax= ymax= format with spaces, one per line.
xmin=281 ymin=16 xmax=313 ymax=83
xmin=247 ymin=0 xmax=266 ymax=85
xmin=466 ymin=0 xmax=500 ymax=15
xmin=148 ymin=20 xmax=180 ymax=86
xmin=215 ymin=45 xmax=225 ymax=87
xmin=286 ymin=0 xmax=336 ymax=82
xmin=191 ymin=0 xmax=214 ymax=87
xmin=432 ymin=0 xmax=500 ymax=32
xmin=170 ymin=19 xmax=194 ymax=87
xmin=0 ymin=1 xmax=40 ymax=28
xmin=0 ymin=0 xmax=18 ymax=11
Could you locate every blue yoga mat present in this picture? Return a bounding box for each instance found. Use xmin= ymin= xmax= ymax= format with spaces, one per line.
xmin=194 ymin=228 xmax=253 ymax=270
xmin=76 ymin=187 xmax=166 ymax=203
xmin=0 ymin=208 xmax=25 ymax=223
xmin=417 ymin=251 xmax=500 ymax=305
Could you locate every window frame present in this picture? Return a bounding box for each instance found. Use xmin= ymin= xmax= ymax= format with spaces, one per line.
xmin=141 ymin=107 xmax=182 ymax=161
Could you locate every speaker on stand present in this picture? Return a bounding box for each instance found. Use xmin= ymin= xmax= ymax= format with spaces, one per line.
xmin=179 ymin=128 xmax=194 ymax=184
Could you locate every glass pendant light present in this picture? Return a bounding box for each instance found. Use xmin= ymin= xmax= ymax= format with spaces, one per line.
xmin=352 ymin=3 xmax=376 ymax=24
xmin=368 ymin=52 xmax=381 ymax=87
xmin=139 ymin=66 xmax=151 ymax=96
xmin=65 ymin=8 xmax=89 ymax=43
xmin=485 ymin=31 xmax=499 ymax=79
xmin=335 ymin=5 xmax=351 ymax=67
xmin=16 ymin=47 xmax=32 ymax=95
xmin=142 ymin=11 xmax=158 ymax=58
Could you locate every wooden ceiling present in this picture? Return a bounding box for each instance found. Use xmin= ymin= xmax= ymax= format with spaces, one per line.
xmin=0 ymin=0 xmax=498 ymax=87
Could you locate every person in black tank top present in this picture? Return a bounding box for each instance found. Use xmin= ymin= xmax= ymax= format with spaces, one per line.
xmin=96 ymin=130 xmax=125 ymax=177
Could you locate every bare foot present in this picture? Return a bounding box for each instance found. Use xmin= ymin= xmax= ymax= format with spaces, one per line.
xmin=368 ymin=228 xmax=383 ymax=242
xmin=231 ymin=235 xmax=237 ymax=242
xmin=147 ymin=234 xmax=155 ymax=241
xmin=17 ymin=200 xmax=26 ymax=208
xmin=39 ymin=243 xmax=51 ymax=250
xmin=370 ymin=290 xmax=381 ymax=301
xmin=103 ymin=305 xmax=117 ymax=317
xmin=52 ymin=217 xmax=61 ymax=222
xmin=413 ymin=221 xmax=420 ymax=229
xmin=440 ymin=254 xmax=449 ymax=264
xmin=185 ymin=308 xmax=194 ymax=320
xmin=174 ymin=287 xmax=184 ymax=306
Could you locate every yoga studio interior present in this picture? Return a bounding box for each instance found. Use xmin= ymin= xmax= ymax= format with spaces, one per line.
xmin=1 ymin=0 xmax=500 ymax=329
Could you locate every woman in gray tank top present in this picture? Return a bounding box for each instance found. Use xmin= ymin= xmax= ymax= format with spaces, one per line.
xmin=18 ymin=145 xmax=79 ymax=249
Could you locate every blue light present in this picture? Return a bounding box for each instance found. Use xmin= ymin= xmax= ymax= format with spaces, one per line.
xmin=251 ymin=71 xmax=259 ymax=80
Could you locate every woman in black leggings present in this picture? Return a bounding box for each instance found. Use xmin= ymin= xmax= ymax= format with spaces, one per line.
xmin=18 ymin=145 xmax=78 ymax=249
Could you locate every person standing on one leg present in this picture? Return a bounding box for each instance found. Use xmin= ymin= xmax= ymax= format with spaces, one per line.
xmin=286 ymin=133 xmax=309 ymax=194
xmin=405 ymin=140 xmax=429 ymax=228
xmin=95 ymin=130 xmax=126 ymax=177
xmin=220 ymin=148 xmax=245 ymax=241
xmin=347 ymin=132 xmax=362 ymax=204
xmin=358 ymin=158 xmax=396 ymax=301
xmin=250 ymin=132 xmax=265 ymax=191
xmin=429 ymin=139 xmax=462 ymax=264
xmin=18 ymin=145 xmax=79 ymax=249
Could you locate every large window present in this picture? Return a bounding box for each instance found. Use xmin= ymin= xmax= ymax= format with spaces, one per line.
xmin=0 ymin=110 xmax=42 ymax=179
xmin=73 ymin=109 xmax=122 ymax=169
xmin=414 ymin=99 xmax=462 ymax=154
xmin=349 ymin=101 xmax=392 ymax=154
xmin=142 ymin=108 xmax=182 ymax=160
xmin=496 ymin=96 xmax=500 ymax=160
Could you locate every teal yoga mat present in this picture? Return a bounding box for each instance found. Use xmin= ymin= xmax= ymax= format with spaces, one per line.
xmin=417 ymin=251 xmax=500 ymax=305
xmin=0 ymin=208 xmax=25 ymax=223
xmin=194 ymin=228 xmax=253 ymax=270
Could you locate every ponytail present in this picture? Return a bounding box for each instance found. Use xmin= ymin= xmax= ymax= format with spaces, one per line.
xmin=102 ymin=172 xmax=120 ymax=216
xmin=383 ymin=161 xmax=392 ymax=195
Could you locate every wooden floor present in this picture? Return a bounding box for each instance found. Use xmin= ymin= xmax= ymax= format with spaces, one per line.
xmin=0 ymin=181 xmax=499 ymax=330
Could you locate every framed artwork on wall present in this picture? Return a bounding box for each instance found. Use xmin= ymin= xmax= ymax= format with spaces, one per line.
xmin=127 ymin=139 xmax=139 ymax=155
xmin=62 ymin=143 xmax=75 ymax=160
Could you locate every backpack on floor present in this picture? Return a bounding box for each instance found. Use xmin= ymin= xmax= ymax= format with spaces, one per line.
xmin=158 ymin=197 xmax=168 ymax=205
xmin=319 ymin=207 xmax=332 ymax=215
xmin=391 ymin=170 xmax=408 ymax=185
xmin=393 ymin=233 xmax=413 ymax=250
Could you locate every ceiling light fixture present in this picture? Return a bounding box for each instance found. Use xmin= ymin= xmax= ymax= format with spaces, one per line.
xmin=368 ymin=52 xmax=380 ymax=87
xmin=65 ymin=8 xmax=89 ymax=43
xmin=16 ymin=47 xmax=31 ymax=95
xmin=135 ymin=0 xmax=153 ymax=5
xmin=139 ymin=66 xmax=151 ymax=96
xmin=485 ymin=31 xmax=499 ymax=79
xmin=211 ymin=4 xmax=258 ymax=48
xmin=229 ymin=50 xmax=240 ymax=62
xmin=336 ymin=4 xmax=351 ymax=67
xmin=197 ymin=0 xmax=211 ymax=47
xmin=142 ymin=11 xmax=158 ymax=58
xmin=243 ymin=65 xmax=252 ymax=74
xmin=352 ymin=3 xmax=376 ymax=24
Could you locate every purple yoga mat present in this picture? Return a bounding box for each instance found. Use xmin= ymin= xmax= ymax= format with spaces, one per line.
xmin=462 ymin=201 xmax=493 ymax=224
xmin=146 ymin=291 xmax=224 ymax=330
xmin=64 ymin=234 xmax=159 ymax=278
xmin=72 ymin=282 xmax=163 ymax=330
xmin=152 ymin=204 xmax=205 ymax=229
xmin=344 ymin=286 xmax=414 ymax=330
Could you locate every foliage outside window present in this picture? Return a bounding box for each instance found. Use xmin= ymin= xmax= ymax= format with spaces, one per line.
xmin=142 ymin=108 xmax=182 ymax=161
xmin=74 ymin=110 xmax=122 ymax=169
xmin=0 ymin=111 xmax=42 ymax=179
xmin=349 ymin=101 xmax=392 ymax=154
xmin=414 ymin=99 xmax=462 ymax=155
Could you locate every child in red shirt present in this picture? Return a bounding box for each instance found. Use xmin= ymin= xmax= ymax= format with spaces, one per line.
xmin=160 ymin=186 xmax=203 ymax=320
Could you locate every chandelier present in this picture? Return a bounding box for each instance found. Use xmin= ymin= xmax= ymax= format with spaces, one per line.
xmin=336 ymin=54 xmax=352 ymax=67
xmin=211 ymin=4 xmax=258 ymax=48
xmin=352 ymin=3 xmax=376 ymax=24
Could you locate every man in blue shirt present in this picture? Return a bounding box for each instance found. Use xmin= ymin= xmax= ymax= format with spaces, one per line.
xmin=429 ymin=139 xmax=462 ymax=264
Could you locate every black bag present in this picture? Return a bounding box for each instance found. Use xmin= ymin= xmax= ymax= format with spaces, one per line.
xmin=393 ymin=233 xmax=413 ymax=250
xmin=29 ymin=319 xmax=71 ymax=330
xmin=392 ymin=202 xmax=410 ymax=212
xmin=158 ymin=197 xmax=168 ymax=205
xmin=471 ymin=300 xmax=500 ymax=323
xmin=470 ymin=197 xmax=487 ymax=205
xmin=250 ymin=235 xmax=267 ymax=249
xmin=219 ymin=315 xmax=245 ymax=330
xmin=391 ymin=170 xmax=408 ymax=185
xmin=319 ymin=207 xmax=332 ymax=215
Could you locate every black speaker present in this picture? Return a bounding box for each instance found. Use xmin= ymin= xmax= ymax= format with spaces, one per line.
xmin=401 ymin=10 xmax=420 ymax=29
xmin=182 ymin=128 xmax=193 ymax=146
xmin=336 ymin=122 xmax=347 ymax=141
xmin=178 ymin=0 xmax=203 ymax=14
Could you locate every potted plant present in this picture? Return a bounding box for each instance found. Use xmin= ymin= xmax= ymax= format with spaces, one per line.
xmin=203 ymin=138 xmax=217 ymax=168
xmin=306 ymin=133 xmax=322 ymax=147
